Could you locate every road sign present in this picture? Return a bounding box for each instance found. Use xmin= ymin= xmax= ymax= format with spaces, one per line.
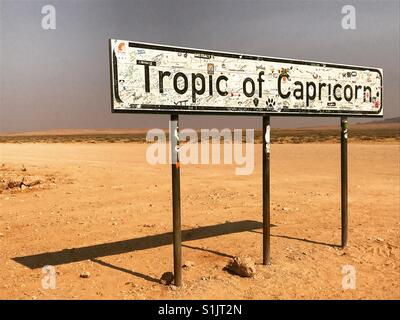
xmin=109 ymin=39 xmax=384 ymax=286
xmin=109 ymin=39 xmax=383 ymax=117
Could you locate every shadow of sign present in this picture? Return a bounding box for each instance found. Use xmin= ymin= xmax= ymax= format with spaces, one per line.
xmin=13 ymin=220 xmax=268 ymax=269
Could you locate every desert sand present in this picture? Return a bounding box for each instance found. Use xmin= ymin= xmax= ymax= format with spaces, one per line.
xmin=0 ymin=141 xmax=399 ymax=299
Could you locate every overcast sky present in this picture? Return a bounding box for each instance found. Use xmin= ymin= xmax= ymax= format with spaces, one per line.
xmin=0 ymin=0 xmax=399 ymax=132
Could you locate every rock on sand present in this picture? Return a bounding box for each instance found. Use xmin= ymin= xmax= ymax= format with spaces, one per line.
xmin=225 ymin=256 xmax=256 ymax=277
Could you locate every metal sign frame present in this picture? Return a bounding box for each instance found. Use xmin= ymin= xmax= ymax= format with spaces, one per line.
xmin=109 ymin=39 xmax=383 ymax=117
xmin=109 ymin=40 xmax=383 ymax=287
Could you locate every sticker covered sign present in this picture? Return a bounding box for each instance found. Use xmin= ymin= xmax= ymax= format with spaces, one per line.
xmin=109 ymin=39 xmax=383 ymax=117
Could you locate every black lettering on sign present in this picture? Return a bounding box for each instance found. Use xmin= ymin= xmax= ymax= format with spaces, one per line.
xmin=137 ymin=60 xmax=156 ymax=93
xmin=159 ymin=71 xmax=171 ymax=93
xmin=355 ymin=85 xmax=362 ymax=99
xmin=293 ymin=81 xmax=303 ymax=100
xmin=278 ymin=74 xmax=290 ymax=99
xmin=257 ymin=71 xmax=265 ymax=98
xmin=318 ymin=83 xmax=326 ymax=100
xmin=173 ymin=72 xmax=188 ymax=94
xmin=243 ymin=77 xmax=255 ymax=97
xmin=192 ymin=73 xmax=206 ymax=103
xmin=306 ymin=82 xmax=316 ymax=106
xmin=135 ymin=60 xmax=375 ymax=109
xmin=216 ymin=76 xmax=228 ymax=96
xmin=364 ymin=86 xmax=372 ymax=102
xmin=344 ymin=85 xmax=353 ymax=102
xmin=333 ymin=84 xmax=342 ymax=101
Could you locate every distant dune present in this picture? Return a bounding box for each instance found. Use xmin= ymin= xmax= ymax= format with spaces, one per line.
xmin=1 ymin=117 xmax=399 ymax=136
xmin=362 ymin=116 xmax=400 ymax=124
xmin=0 ymin=118 xmax=398 ymax=144
xmin=1 ymin=128 xmax=150 ymax=137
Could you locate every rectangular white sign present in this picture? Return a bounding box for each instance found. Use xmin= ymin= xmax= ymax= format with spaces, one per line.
xmin=109 ymin=39 xmax=383 ymax=117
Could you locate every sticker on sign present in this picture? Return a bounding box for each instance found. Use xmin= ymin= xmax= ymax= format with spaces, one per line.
xmin=109 ymin=39 xmax=383 ymax=117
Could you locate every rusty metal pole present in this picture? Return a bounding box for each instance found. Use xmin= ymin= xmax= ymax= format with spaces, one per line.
xmin=341 ymin=117 xmax=348 ymax=248
xmin=170 ymin=114 xmax=182 ymax=285
xmin=262 ymin=116 xmax=271 ymax=265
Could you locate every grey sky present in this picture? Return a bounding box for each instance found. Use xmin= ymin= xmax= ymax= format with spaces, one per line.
xmin=0 ymin=0 xmax=399 ymax=132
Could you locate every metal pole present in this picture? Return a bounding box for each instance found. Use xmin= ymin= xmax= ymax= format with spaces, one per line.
xmin=341 ymin=117 xmax=348 ymax=248
xmin=170 ymin=114 xmax=182 ymax=286
xmin=262 ymin=116 xmax=271 ymax=265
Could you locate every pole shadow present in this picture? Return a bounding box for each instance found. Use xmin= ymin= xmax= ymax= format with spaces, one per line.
xmin=250 ymin=230 xmax=340 ymax=248
xmin=90 ymin=258 xmax=160 ymax=284
xmin=182 ymin=244 xmax=234 ymax=258
xmin=13 ymin=220 xmax=263 ymax=270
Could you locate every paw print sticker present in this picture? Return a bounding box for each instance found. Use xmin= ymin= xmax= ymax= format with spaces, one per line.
xmin=266 ymin=98 xmax=276 ymax=109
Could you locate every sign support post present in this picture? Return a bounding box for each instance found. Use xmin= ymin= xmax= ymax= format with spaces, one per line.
xmin=341 ymin=117 xmax=348 ymax=248
xmin=262 ymin=116 xmax=271 ymax=265
xmin=170 ymin=114 xmax=182 ymax=286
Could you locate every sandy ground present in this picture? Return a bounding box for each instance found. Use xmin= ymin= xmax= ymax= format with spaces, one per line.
xmin=0 ymin=142 xmax=399 ymax=299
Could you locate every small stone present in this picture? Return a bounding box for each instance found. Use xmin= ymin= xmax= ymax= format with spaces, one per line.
xmin=376 ymin=237 xmax=384 ymax=243
xmin=225 ymin=256 xmax=256 ymax=277
xmin=7 ymin=178 xmax=22 ymax=189
xmin=182 ymin=261 xmax=194 ymax=269
xmin=22 ymin=176 xmax=42 ymax=187
xmin=169 ymin=285 xmax=178 ymax=291
xmin=282 ymin=207 xmax=289 ymax=212
xmin=160 ymin=272 xmax=174 ymax=285
xmin=80 ymin=271 xmax=91 ymax=278
xmin=20 ymin=185 xmax=27 ymax=191
xmin=0 ymin=232 xmax=4 ymax=237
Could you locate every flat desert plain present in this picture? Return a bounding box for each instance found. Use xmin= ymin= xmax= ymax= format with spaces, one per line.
xmin=0 ymin=137 xmax=399 ymax=299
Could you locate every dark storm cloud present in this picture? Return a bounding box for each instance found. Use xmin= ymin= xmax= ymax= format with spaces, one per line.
xmin=0 ymin=0 xmax=399 ymax=132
